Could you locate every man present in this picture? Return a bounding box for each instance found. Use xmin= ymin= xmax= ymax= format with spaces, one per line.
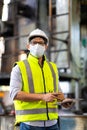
xmin=10 ymin=28 xmax=73 ymax=130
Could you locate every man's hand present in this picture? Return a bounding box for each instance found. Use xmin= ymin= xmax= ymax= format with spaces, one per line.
xmin=53 ymin=92 xmax=65 ymax=102
xmin=61 ymin=98 xmax=74 ymax=108
xmin=42 ymin=93 xmax=57 ymax=102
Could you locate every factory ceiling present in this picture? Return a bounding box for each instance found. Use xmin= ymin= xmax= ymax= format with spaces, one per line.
xmin=0 ymin=0 xmax=87 ymax=25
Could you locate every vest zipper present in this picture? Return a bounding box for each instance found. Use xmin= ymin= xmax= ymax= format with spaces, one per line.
xmin=41 ymin=67 xmax=49 ymax=120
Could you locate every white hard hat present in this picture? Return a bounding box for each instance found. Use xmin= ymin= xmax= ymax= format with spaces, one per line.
xmin=28 ymin=28 xmax=49 ymax=44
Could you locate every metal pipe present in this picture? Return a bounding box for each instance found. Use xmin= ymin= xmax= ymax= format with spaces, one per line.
xmin=48 ymin=0 xmax=52 ymax=32
xmin=75 ymin=81 xmax=80 ymax=110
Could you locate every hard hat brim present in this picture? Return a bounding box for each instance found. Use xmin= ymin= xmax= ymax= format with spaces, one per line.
xmin=29 ymin=35 xmax=48 ymax=44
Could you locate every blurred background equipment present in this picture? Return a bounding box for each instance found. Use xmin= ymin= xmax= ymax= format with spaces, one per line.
xmin=80 ymin=86 xmax=87 ymax=113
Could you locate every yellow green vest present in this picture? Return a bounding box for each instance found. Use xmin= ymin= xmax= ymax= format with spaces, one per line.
xmin=14 ymin=54 xmax=59 ymax=124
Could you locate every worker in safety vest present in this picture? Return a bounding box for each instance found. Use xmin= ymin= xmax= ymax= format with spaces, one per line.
xmin=10 ymin=28 xmax=73 ymax=130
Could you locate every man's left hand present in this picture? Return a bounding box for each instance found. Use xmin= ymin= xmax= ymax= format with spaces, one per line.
xmin=61 ymin=98 xmax=74 ymax=108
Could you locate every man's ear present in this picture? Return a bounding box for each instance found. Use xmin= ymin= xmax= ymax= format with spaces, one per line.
xmin=45 ymin=44 xmax=48 ymax=50
xmin=26 ymin=43 xmax=30 ymax=50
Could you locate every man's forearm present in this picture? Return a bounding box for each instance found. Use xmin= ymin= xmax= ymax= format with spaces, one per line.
xmin=14 ymin=91 xmax=44 ymax=102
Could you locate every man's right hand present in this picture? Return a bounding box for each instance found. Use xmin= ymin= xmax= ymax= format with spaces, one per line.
xmin=53 ymin=92 xmax=65 ymax=102
xmin=42 ymin=93 xmax=58 ymax=102
xmin=42 ymin=92 xmax=65 ymax=102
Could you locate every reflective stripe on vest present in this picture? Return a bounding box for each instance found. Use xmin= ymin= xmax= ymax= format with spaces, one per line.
xmin=23 ymin=60 xmax=57 ymax=93
xmin=47 ymin=62 xmax=56 ymax=92
xmin=16 ymin=108 xmax=58 ymax=115
xmin=23 ymin=60 xmax=34 ymax=93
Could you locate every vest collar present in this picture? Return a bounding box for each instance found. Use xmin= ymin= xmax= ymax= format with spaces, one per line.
xmin=27 ymin=54 xmax=46 ymax=65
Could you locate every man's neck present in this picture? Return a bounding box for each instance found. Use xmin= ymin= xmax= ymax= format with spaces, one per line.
xmin=38 ymin=56 xmax=44 ymax=67
xmin=38 ymin=57 xmax=43 ymax=66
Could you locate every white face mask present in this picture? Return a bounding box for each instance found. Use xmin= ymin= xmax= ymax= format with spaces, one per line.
xmin=29 ymin=44 xmax=45 ymax=58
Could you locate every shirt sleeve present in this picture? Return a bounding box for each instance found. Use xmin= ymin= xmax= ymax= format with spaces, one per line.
xmin=58 ymin=83 xmax=62 ymax=92
xmin=9 ymin=65 xmax=22 ymax=100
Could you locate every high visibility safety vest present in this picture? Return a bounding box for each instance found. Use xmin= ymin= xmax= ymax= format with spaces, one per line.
xmin=14 ymin=54 xmax=59 ymax=124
